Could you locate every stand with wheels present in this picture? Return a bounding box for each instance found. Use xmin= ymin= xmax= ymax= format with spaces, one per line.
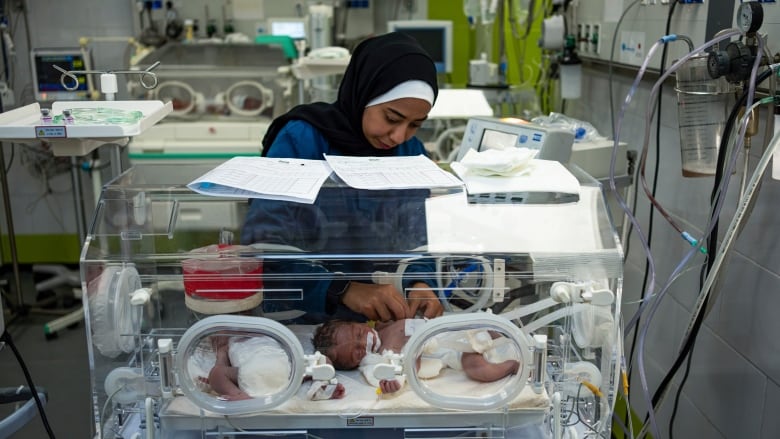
xmin=0 ymin=97 xmax=172 ymax=337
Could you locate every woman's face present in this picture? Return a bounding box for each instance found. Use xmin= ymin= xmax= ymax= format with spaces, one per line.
xmin=362 ymin=97 xmax=432 ymax=151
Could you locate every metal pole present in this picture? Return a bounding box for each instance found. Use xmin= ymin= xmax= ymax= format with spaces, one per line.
xmin=0 ymin=142 xmax=24 ymax=308
xmin=70 ymin=157 xmax=86 ymax=244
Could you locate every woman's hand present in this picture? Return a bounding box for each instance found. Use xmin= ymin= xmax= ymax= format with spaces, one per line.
xmin=407 ymin=283 xmax=444 ymax=318
xmin=341 ymin=282 xmax=411 ymax=321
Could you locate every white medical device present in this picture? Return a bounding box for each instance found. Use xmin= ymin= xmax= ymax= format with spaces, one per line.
xmin=80 ymin=163 xmax=623 ymax=438
xmin=267 ymin=17 xmax=308 ymax=40
xmin=455 ymin=116 xmax=575 ymax=163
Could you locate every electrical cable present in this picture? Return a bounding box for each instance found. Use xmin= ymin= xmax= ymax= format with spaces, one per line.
xmin=0 ymin=330 xmax=57 ymax=438
xmin=653 ymin=67 xmax=775 ymax=437
xmin=611 ymin=28 xmax=748 ymax=439
xmin=636 ymin=93 xmax=777 ymax=439
xmin=667 ymin=335 xmax=694 ymax=439
xmin=629 ymin=36 xmax=766 ymax=439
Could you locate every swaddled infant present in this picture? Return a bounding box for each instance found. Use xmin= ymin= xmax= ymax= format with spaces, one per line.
xmin=313 ymin=319 xmax=520 ymax=394
xmin=190 ymin=334 xmax=345 ymax=401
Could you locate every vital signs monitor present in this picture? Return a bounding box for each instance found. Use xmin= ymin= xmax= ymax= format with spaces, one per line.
xmin=30 ymin=47 xmax=92 ymax=102
xmin=456 ymin=116 xmax=575 ymax=163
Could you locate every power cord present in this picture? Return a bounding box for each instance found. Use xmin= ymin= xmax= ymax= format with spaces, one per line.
xmin=0 ymin=329 xmax=57 ymax=438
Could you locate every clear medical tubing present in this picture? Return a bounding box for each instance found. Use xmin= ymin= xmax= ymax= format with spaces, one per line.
xmin=175 ymin=315 xmax=306 ymax=415
xmin=609 ymin=28 xmax=752 ymax=439
xmin=684 ymin=96 xmax=778 ymax=351
xmin=634 ymin=94 xmax=778 ymax=439
xmin=636 ymin=36 xmax=765 ymax=439
xmin=401 ymin=312 xmax=533 ymax=411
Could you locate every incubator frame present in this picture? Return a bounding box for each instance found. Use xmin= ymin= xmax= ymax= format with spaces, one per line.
xmin=80 ymin=162 xmax=623 ymax=439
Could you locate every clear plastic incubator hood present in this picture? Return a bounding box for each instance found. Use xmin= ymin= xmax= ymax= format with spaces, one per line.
xmin=81 ymin=162 xmax=623 ymax=438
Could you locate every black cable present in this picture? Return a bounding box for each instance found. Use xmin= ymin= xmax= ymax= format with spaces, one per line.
xmin=647 ymin=67 xmax=773 ymax=430
xmin=668 ymin=314 xmax=696 ymax=439
xmin=3 ymin=142 xmax=13 ymax=174
xmin=0 ymin=330 xmax=57 ymax=438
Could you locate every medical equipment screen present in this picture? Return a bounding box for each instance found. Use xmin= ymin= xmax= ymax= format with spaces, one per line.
xmin=31 ymin=48 xmax=89 ymax=101
xmin=480 ymin=128 xmax=522 ymax=151
xmin=388 ymin=20 xmax=453 ymax=74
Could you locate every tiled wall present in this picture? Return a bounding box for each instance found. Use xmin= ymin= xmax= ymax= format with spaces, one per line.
xmin=569 ymin=65 xmax=780 ymax=438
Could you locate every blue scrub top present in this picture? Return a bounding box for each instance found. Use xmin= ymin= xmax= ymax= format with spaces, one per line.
xmin=241 ymin=120 xmax=436 ymax=322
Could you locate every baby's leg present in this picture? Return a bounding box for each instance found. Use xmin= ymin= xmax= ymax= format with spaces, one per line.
xmin=208 ymin=365 xmax=251 ymax=400
xmin=460 ymin=352 xmax=519 ymax=383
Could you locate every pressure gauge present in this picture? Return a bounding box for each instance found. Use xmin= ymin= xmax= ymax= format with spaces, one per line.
xmin=737 ymin=1 xmax=763 ymax=34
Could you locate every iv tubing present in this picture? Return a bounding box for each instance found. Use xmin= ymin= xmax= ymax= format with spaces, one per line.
xmin=680 ymin=96 xmax=778 ymax=353
xmin=635 ymin=36 xmax=767 ymax=424
xmin=609 ymin=28 xmax=748 ymax=439
xmin=500 ymin=297 xmax=558 ymax=322
xmin=521 ymin=304 xmax=587 ymax=334
xmin=634 ymin=33 xmax=765 ymax=439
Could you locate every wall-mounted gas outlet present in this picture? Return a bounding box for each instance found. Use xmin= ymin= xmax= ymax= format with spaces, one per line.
xmin=582 ymin=24 xmax=591 ymax=52
xmin=591 ymin=23 xmax=601 ymax=54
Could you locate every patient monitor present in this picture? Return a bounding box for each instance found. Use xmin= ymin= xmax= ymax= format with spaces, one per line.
xmin=455 ymin=117 xmax=575 ymax=163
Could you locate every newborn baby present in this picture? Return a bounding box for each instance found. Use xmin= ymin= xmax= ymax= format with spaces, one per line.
xmin=203 ymin=334 xmax=346 ymax=401
xmin=313 ymin=319 xmax=520 ymax=394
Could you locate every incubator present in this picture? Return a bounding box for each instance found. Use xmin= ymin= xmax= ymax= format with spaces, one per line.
xmin=126 ymin=43 xmax=294 ymax=160
xmin=81 ymin=162 xmax=623 ymax=438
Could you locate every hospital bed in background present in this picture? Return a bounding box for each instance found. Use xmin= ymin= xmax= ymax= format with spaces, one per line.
xmin=80 ymin=160 xmax=623 ymax=438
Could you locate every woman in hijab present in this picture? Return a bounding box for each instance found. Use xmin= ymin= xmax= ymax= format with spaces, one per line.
xmin=259 ymin=31 xmax=438 ymax=158
xmin=241 ymin=32 xmax=444 ymax=323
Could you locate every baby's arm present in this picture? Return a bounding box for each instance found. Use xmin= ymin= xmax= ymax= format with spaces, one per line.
xmin=460 ymin=352 xmax=519 ymax=383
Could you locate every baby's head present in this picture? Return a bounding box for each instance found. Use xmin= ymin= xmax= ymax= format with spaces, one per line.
xmin=312 ymin=320 xmax=381 ymax=370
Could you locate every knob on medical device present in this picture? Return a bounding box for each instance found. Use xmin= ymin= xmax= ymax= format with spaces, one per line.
xmin=550 ymin=281 xmax=614 ymax=306
xmin=304 ymin=351 xmax=336 ymax=381
xmin=130 ymin=288 xmax=152 ymax=306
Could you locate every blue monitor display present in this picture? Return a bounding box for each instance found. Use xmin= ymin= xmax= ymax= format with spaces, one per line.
xmin=31 ymin=48 xmax=90 ymax=101
xmin=388 ymin=20 xmax=453 ymax=74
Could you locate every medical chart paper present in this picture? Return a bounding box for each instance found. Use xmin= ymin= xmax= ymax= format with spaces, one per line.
xmin=324 ymin=154 xmax=463 ymax=190
xmin=187 ymin=156 xmax=332 ymax=204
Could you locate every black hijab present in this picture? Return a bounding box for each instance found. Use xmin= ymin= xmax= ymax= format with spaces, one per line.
xmin=261 ymin=32 xmax=439 ymax=157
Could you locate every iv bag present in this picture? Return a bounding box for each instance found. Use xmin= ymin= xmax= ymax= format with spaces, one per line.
xmin=463 ymin=0 xmax=497 ymax=25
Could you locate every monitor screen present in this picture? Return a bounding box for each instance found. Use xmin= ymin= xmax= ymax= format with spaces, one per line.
xmin=267 ymin=18 xmax=307 ymax=40
xmin=479 ymin=128 xmax=518 ymax=151
xmin=387 ymin=20 xmax=453 ymax=74
xmin=31 ymin=48 xmax=90 ymax=101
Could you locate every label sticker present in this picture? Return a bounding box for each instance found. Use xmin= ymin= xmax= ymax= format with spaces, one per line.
xmin=35 ymin=126 xmax=67 ymax=138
